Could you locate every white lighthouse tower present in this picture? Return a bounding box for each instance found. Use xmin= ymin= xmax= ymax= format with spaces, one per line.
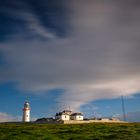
xmin=22 ymin=101 xmax=30 ymax=122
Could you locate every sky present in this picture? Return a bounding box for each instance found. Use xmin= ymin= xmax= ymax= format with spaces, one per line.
xmin=0 ymin=0 xmax=140 ymax=122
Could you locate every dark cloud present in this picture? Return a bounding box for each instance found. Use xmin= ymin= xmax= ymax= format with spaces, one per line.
xmin=0 ymin=0 xmax=69 ymax=41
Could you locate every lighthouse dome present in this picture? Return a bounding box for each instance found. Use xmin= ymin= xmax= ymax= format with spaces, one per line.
xmin=24 ymin=101 xmax=30 ymax=108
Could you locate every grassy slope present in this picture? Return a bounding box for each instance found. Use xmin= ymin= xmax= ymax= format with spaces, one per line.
xmin=0 ymin=123 xmax=140 ymax=140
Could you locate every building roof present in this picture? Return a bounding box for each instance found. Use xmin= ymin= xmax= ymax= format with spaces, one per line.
xmin=63 ymin=110 xmax=72 ymax=113
xmin=55 ymin=110 xmax=72 ymax=116
xmin=55 ymin=110 xmax=83 ymax=116
xmin=71 ymin=113 xmax=83 ymax=116
xmin=24 ymin=101 xmax=30 ymax=108
xmin=55 ymin=112 xmax=70 ymax=116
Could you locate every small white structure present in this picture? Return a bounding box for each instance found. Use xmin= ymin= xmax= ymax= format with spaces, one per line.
xmin=111 ymin=118 xmax=120 ymax=121
xmin=71 ymin=113 xmax=84 ymax=121
xmin=22 ymin=101 xmax=30 ymax=122
xmin=55 ymin=110 xmax=84 ymax=121
xmin=100 ymin=118 xmax=110 ymax=122
xmin=55 ymin=110 xmax=72 ymax=121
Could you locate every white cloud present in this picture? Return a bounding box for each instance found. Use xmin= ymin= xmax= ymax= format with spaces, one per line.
xmin=0 ymin=112 xmax=20 ymax=122
xmin=21 ymin=11 xmax=56 ymax=39
xmin=0 ymin=1 xmax=140 ymax=111
xmin=1 ymin=0 xmax=56 ymax=39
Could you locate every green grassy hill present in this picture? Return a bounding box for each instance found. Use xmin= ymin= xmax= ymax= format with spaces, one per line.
xmin=0 ymin=123 xmax=140 ymax=140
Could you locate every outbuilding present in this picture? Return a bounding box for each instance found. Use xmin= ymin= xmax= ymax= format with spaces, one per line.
xmin=55 ymin=110 xmax=72 ymax=120
xmin=70 ymin=113 xmax=83 ymax=120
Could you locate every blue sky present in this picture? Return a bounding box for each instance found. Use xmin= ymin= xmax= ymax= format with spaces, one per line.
xmin=0 ymin=82 xmax=140 ymax=122
xmin=0 ymin=0 xmax=140 ymax=122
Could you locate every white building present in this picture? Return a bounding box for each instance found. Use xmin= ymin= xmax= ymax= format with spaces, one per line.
xmin=22 ymin=101 xmax=30 ymax=122
xmin=55 ymin=110 xmax=72 ymax=120
xmin=55 ymin=110 xmax=84 ymax=121
xmin=71 ymin=113 xmax=84 ymax=121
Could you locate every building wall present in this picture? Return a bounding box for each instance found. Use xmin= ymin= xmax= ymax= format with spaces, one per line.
xmin=71 ymin=115 xmax=83 ymax=120
xmin=61 ymin=115 xmax=70 ymax=120
xmin=101 ymin=118 xmax=110 ymax=121
xmin=63 ymin=119 xmax=123 ymax=124
xmin=56 ymin=115 xmax=70 ymax=120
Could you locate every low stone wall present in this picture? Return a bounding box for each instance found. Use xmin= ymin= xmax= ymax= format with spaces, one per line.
xmin=35 ymin=120 xmax=64 ymax=124
xmin=63 ymin=120 xmax=125 ymax=124
xmin=35 ymin=119 xmax=126 ymax=124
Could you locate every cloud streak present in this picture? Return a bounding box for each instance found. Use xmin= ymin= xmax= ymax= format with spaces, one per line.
xmin=0 ymin=0 xmax=61 ymax=39
xmin=0 ymin=0 xmax=140 ymax=111
xmin=0 ymin=112 xmax=20 ymax=122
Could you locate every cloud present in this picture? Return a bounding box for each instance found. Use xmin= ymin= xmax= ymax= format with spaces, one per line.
xmin=0 ymin=112 xmax=20 ymax=122
xmin=0 ymin=112 xmax=36 ymax=122
xmin=19 ymin=8 xmax=56 ymax=39
xmin=0 ymin=0 xmax=66 ymax=40
xmin=0 ymin=1 xmax=140 ymax=111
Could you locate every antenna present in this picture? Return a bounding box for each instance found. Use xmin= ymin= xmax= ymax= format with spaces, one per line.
xmin=121 ymin=96 xmax=126 ymax=121
xmin=25 ymin=97 xmax=29 ymax=103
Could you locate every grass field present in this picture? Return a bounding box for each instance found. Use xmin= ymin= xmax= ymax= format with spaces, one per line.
xmin=0 ymin=123 xmax=140 ymax=140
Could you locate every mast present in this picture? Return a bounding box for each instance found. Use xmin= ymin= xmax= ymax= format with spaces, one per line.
xmin=121 ymin=96 xmax=126 ymax=121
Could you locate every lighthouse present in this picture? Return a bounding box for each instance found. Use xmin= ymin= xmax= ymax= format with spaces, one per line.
xmin=22 ymin=101 xmax=30 ymax=122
